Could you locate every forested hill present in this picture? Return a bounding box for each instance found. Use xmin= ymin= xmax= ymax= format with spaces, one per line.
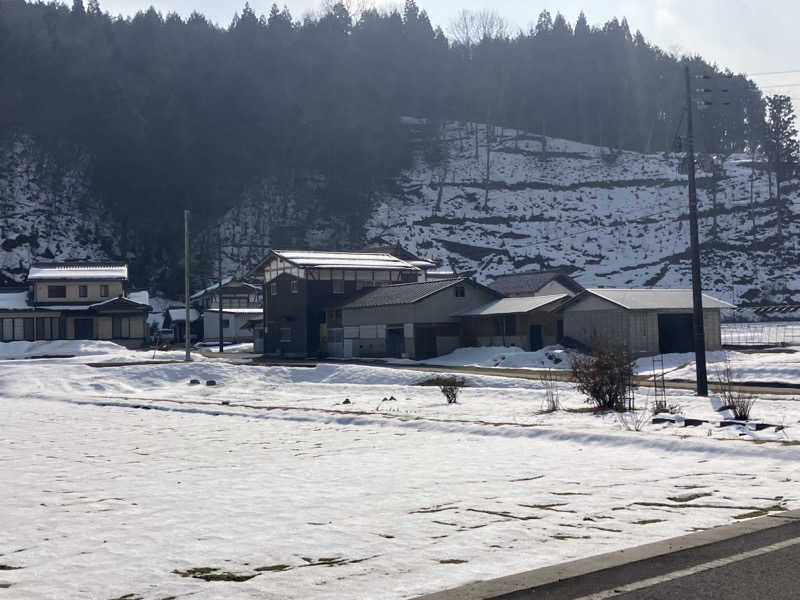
xmin=0 ymin=0 xmax=788 ymax=296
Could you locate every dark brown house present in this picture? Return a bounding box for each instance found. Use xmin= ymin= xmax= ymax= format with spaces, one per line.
xmin=253 ymin=250 xmax=422 ymax=357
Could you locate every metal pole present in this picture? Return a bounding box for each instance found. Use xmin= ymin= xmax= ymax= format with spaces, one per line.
xmin=684 ymin=64 xmax=708 ymax=396
xmin=218 ymin=230 xmax=224 ymax=353
xmin=184 ymin=209 xmax=191 ymax=362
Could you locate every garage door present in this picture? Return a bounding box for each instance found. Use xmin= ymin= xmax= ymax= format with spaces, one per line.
xmin=658 ymin=314 xmax=694 ymax=354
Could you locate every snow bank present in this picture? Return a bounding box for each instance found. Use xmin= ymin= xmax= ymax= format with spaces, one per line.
xmin=419 ymin=345 xmax=572 ymax=369
xmin=0 ymin=340 xmax=204 ymax=363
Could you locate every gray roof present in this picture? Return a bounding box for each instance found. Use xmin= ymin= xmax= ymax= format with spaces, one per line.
xmin=455 ymin=294 xmax=568 ymax=317
xmin=341 ymin=279 xmax=467 ymax=310
xmin=28 ymin=262 xmax=128 ymax=281
xmin=580 ymin=288 xmax=736 ymax=310
xmin=273 ymin=250 xmax=419 ymax=271
xmin=488 ymin=270 xmax=583 ymax=296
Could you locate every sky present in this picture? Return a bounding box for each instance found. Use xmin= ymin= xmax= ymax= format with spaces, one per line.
xmin=98 ymin=0 xmax=800 ymax=107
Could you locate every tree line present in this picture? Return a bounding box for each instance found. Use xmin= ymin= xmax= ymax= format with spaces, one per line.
xmin=0 ymin=0 xmax=794 ymax=292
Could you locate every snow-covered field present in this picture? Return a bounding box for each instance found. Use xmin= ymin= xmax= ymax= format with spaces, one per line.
xmin=1 ymin=342 xmax=799 ymax=599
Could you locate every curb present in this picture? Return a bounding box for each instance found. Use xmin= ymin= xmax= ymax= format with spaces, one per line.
xmin=416 ymin=509 xmax=800 ymax=600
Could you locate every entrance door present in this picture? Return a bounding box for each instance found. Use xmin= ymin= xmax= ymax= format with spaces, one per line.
xmin=74 ymin=318 xmax=94 ymax=340
xmin=529 ymin=324 xmax=544 ymax=351
xmin=658 ymin=314 xmax=694 ymax=354
xmin=386 ymin=327 xmax=406 ymax=358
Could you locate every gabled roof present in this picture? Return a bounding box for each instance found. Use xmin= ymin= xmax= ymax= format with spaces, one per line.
xmin=89 ymin=296 xmax=152 ymax=312
xmin=27 ymin=262 xmax=128 ymax=281
xmin=191 ymin=277 xmax=260 ymax=300
xmin=455 ymin=294 xmax=568 ymax=317
xmin=341 ymin=278 xmax=473 ymax=310
xmin=568 ymin=288 xmax=736 ymax=311
xmin=255 ymin=250 xmax=420 ymax=273
xmin=488 ymin=270 xmax=584 ymax=296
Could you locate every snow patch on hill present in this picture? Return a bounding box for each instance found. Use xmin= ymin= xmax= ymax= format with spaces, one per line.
xmin=0 ymin=136 xmax=119 ymax=285
xmin=366 ymin=122 xmax=800 ymax=304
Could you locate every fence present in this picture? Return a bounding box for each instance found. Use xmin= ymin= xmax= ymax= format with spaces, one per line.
xmin=721 ymin=320 xmax=800 ymax=347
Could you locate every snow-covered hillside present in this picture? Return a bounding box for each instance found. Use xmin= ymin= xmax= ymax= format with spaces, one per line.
xmin=367 ymin=122 xmax=800 ymax=304
xmin=0 ymin=136 xmax=118 ymax=285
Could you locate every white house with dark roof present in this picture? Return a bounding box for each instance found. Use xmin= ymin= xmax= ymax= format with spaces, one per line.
xmin=0 ymin=262 xmax=150 ymax=344
xmin=561 ymin=288 xmax=735 ymax=355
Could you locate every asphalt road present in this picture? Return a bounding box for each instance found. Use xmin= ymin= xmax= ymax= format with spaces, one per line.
xmin=420 ymin=511 xmax=800 ymax=600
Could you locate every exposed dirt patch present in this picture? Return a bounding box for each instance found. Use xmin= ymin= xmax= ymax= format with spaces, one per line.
xmin=173 ymin=567 xmax=257 ymax=582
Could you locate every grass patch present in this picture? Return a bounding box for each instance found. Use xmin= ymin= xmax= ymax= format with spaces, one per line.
xmin=732 ymin=505 xmax=785 ymax=520
xmin=551 ymin=534 xmax=591 ymax=540
xmin=0 ymin=565 xmax=23 ymax=571
xmin=173 ymin=567 xmax=256 ymax=582
xmin=666 ymin=492 xmax=713 ymax=503
xmin=109 ymin=595 xmax=142 ymax=600
xmin=254 ymin=564 xmax=292 ymax=572
xmin=632 ymin=519 xmax=666 ymax=525
xmin=439 ymin=559 xmax=468 ymax=564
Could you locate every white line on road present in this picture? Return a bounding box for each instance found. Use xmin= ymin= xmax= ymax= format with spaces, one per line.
xmin=573 ymin=536 xmax=800 ymax=600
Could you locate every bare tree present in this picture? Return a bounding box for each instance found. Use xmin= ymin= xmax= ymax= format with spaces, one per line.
xmin=448 ymin=8 xmax=508 ymax=46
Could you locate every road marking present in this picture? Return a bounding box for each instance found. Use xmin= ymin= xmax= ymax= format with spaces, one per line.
xmin=573 ymin=536 xmax=800 ymax=600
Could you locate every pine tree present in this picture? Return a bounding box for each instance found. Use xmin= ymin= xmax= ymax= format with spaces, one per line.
xmin=765 ymin=95 xmax=799 ymax=242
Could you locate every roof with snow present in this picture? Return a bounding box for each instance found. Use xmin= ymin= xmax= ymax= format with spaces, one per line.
xmin=167 ymin=308 xmax=201 ymax=322
xmin=341 ymin=279 xmax=473 ymax=310
xmin=0 ymin=289 xmax=33 ymax=311
xmin=270 ymin=250 xmax=420 ymax=271
xmin=361 ymin=245 xmax=437 ymax=269
xmin=88 ymin=297 xmax=151 ymax=312
xmin=455 ymin=294 xmax=568 ymax=317
xmin=573 ymin=289 xmax=736 ymax=311
xmin=27 ymin=262 xmax=128 ymax=281
xmin=127 ymin=290 xmax=150 ymax=306
xmin=190 ymin=277 xmax=260 ymax=300
xmin=488 ymin=270 xmax=584 ymax=296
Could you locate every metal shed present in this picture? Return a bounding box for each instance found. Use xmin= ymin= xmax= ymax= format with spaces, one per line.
xmin=561 ymin=288 xmax=735 ymax=356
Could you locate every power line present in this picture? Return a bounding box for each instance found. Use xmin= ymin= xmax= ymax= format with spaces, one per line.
xmin=748 ymin=69 xmax=800 ymax=77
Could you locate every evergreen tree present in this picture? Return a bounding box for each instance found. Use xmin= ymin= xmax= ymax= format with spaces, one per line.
xmin=765 ymin=95 xmax=799 ymax=241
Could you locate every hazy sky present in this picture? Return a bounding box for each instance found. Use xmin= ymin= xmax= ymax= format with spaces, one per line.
xmin=99 ymin=0 xmax=800 ymax=105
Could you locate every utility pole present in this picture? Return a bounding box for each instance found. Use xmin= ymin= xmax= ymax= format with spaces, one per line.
xmin=684 ymin=64 xmax=708 ymax=396
xmin=184 ymin=210 xmax=191 ymax=362
xmin=218 ymin=230 xmax=224 ymax=353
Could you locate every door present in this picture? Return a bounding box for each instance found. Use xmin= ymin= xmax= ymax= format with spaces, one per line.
xmin=529 ymin=324 xmax=544 ymax=351
xmin=74 ymin=318 xmax=94 ymax=340
xmin=658 ymin=314 xmax=694 ymax=354
xmin=386 ymin=327 xmax=406 ymax=358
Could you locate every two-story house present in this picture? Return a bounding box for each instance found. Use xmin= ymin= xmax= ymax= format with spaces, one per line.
xmin=190 ymin=277 xmax=263 ymax=343
xmin=252 ymin=250 xmax=422 ymax=357
xmin=0 ymin=262 xmax=151 ymax=344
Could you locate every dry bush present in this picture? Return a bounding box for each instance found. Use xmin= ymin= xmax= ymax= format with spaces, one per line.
xmin=538 ymin=369 xmax=560 ymax=412
xmin=651 ymin=398 xmax=683 ymax=415
xmin=419 ymin=376 xmax=465 ymax=404
xmin=714 ymin=357 xmax=756 ymax=420
xmin=571 ymin=346 xmax=636 ymax=412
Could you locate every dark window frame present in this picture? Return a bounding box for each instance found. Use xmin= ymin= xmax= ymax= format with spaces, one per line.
xmin=454 ymin=286 xmax=465 ymax=297
xmin=100 ymin=284 xmax=109 ymax=298
xmin=47 ymin=285 xmax=67 ymax=298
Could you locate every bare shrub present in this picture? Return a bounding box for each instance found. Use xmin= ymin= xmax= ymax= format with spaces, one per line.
xmin=538 ymin=369 xmax=560 ymax=412
xmin=418 ymin=376 xmax=465 ymax=404
xmin=651 ymin=398 xmax=683 ymax=415
xmin=618 ymin=406 xmax=650 ymax=431
xmin=714 ymin=357 xmax=756 ymax=420
xmin=571 ymin=346 xmax=636 ymax=412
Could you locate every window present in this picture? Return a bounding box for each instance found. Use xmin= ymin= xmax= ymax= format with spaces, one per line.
xmin=100 ymin=285 xmax=109 ymax=297
xmin=37 ymin=317 xmax=59 ymax=340
xmin=332 ymin=279 xmax=344 ymax=294
xmin=270 ymin=282 xmax=277 ymax=296
xmin=222 ymin=319 xmax=230 ymax=329
xmin=280 ymin=327 xmax=292 ymax=342
xmin=454 ymin=286 xmax=465 ymax=297
xmin=291 ymin=280 xmax=299 ymax=294
xmin=79 ymin=285 xmax=88 ymax=298
xmin=1 ymin=319 xmax=12 ymax=341
xmin=48 ymin=285 xmax=66 ymax=298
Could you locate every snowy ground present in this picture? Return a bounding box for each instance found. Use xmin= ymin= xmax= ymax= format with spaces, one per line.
xmin=1 ymin=343 xmax=799 ymax=599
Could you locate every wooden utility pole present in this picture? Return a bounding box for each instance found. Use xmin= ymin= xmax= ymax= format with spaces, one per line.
xmin=218 ymin=230 xmax=224 ymax=353
xmin=684 ymin=64 xmax=708 ymax=396
xmin=184 ymin=210 xmax=191 ymax=362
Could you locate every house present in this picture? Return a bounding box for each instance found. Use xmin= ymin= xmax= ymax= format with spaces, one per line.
xmin=488 ymin=270 xmax=584 ymax=298
xmin=191 ymin=277 xmax=263 ymax=343
xmin=0 ymin=262 xmax=151 ymax=344
xmin=456 ymin=294 xmax=569 ymax=351
xmin=162 ymin=307 xmax=201 ymax=344
xmin=252 ymin=250 xmax=423 ymax=357
xmin=561 ymin=288 xmax=735 ymax=356
xmin=331 ymin=278 xmax=500 ymax=359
